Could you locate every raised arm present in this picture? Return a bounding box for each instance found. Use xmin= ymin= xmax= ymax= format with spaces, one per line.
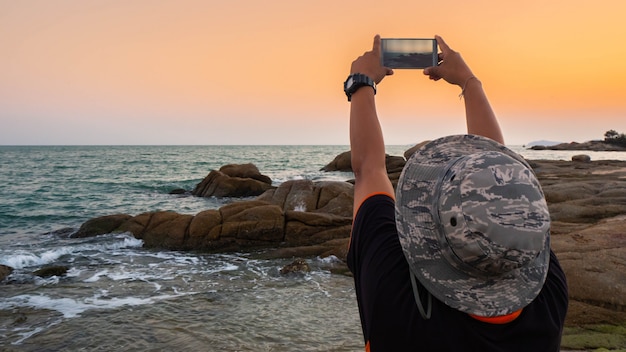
xmin=347 ymin=35 xmax=395 ymax=218
xmin=424 ymin=36 xmax=504 ymax=144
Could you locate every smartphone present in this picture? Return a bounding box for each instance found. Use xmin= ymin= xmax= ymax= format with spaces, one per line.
xmin=381 ymin=38 xmax=438 ymax=69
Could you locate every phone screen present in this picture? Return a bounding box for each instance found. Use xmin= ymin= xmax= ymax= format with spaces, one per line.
xmin=381 ymin=38 xmax=438 ymax=69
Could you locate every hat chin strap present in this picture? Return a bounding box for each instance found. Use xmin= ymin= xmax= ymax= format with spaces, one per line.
xmin=410 ymin=271 xmax=432 ymax=320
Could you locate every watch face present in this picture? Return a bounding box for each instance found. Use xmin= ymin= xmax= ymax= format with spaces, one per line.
xmin=345 ymin=77 xmax=354 ymax=89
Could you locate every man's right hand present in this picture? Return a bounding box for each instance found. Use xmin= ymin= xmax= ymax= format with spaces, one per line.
xmin=350 ymin=35 xmax=394 ymax=84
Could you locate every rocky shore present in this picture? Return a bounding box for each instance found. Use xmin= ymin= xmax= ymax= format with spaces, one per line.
xmin=530 ymin=140 xmax=626 ymax=152
xmin=3 ymin=148 xmax=625 ymax=350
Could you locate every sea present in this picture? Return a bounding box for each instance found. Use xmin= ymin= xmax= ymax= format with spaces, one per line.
xmin=1 ymin=145 xmax=625 ymax=351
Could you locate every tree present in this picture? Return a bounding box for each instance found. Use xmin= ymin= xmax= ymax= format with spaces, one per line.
xmin=604 ymin=130 xmax=626 ymax=147
xmin=604 ymin=130 xmax=619 ymax=140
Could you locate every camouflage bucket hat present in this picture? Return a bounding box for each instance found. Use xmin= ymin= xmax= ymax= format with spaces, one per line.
xmin=395 ymin=135 xmax=551 ymax=317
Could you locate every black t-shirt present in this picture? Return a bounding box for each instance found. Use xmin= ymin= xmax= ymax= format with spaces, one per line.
xmin=347 ymin=194 xmax=568 ymax=352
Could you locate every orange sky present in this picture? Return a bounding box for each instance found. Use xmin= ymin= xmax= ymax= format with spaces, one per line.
xmin=1 ymin=0 xmax=625 ymax=145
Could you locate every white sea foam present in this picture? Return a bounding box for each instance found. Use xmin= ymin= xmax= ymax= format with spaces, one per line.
xmin=293 ymin=202 xmax=307 ymax=212
xmin=0 ymin=234 xmax=143 ymax=269
xmin=83 ymin=270 xmax=109 ymax=283
xmin=0 ymin=292 xmax=193 ymax=319
xmin=316 ymin=255 xmax=340 ymax=264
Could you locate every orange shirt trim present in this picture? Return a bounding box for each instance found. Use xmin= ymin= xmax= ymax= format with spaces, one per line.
xmin=469 ymin=309 xmax=523 ymax=324
xmin=354 ymin=192 xmax=395 ymax=217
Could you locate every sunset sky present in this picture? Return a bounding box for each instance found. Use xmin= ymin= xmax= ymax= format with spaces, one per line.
xmin=1 ymin=0 xmax=625 ymax=146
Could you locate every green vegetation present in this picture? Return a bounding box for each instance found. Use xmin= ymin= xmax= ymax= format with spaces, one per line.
xmin=604 ymin=130 xmax=626 ymax=147
xmin=561 ymin=324 xmax=626 ymax=351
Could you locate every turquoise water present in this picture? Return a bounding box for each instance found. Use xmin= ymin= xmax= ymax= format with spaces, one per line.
xmin=1 ymin=145 xmax=624 ymax=350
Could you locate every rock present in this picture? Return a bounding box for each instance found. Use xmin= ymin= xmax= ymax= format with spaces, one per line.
xmin=169 ymin=188 xmax=187 ymax=195
xmin=217 ymin=201 xmax=285 ymax=243
xmin=404 ymin=140 xmax=430 ymax=160
xmin=188 ymin=209 xmax=222 ymax=247
xmin=122 ymin=211 xmax=194 ymax=250
xmin=385 ymin=155 xmax=406 ymax=174
xmin=258 ymin=238 xmax=350 ymax=262
xmin=320 ymin=151 xmax=407 ymax=176
xmin=572 ymin=154 xmax=591 ymax=162
xmin=43 ymin=227 xmax=75 ymax=238
xmin=219 ymin=163 xmax=272 ymax=184
xmin=551 ymin=215 xmax=626 ymax=325
xmin=280 ymin=258 xmax=310 ymax=274
xmin=33 ymin=266 xmax=69 ymax=278
xmin=530 ymin=140 xmax=626 ymax=151
xmin=0 ymin=265 xmax=13 ymax=282
xmin=320 ymin=151 xmax=352 ymax=172
xmin=257 ymin=179 xmax=354 ymax=217
xmin=77 ymin=180 xmax=354 ymax=253
xmin=284 ymin=210 xmax=352 ymax=246
xmin=530 ymin=160 xmax=626 ymax=327
xmin=73 ymin=214 xmax=132 ymax=238
xmin=192 ymin=169 xmax=273 ymax=198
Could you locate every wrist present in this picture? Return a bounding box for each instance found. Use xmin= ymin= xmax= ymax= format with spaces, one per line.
xmin=350 ymin=85 xmax=376 ymax=101
xmin=344 ymin=73 xmax=376 ymax=102
xmin=458 ymin=76 xmax=480 ymax=99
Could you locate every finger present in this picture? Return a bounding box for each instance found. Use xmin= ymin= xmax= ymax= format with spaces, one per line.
xmin=423 ymin=66 xmax=440 ymax=80
xmin=435 ymin=35 xmax=451 ymax=54
xmin=424 ymin=66 xmax=437 ymax=76
xmin=372 ymin=34 xmax=381 ymax=54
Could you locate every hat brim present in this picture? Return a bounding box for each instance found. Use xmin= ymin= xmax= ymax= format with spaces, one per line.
xmin=395 ymin=134 xmax=550 ymax=317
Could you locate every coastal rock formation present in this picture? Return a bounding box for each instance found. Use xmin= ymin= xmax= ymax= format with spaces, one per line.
xmin=77 ymin=179 xmax=354 ymax=254
xmin=530 ymin=140 xmax=626 ymax=151
xmin=73 ymin=214 xmax=132 ymax=238
xmin=527 ymin=159 xmax=626 ymax=327
xmin=192 ymin=163 xmax=274 ymax=198
xmin=403 ymin=140 xmax=430 ymax=159
xmin=321 ymin=151 xmax=406 ymax=174
xmin=256 ymin=179 xmax=353 ymax=217
xmin=320 ymin=151 xmax=407 ymax=188
xmin=74 ymin=153 xmax=626 ymax=331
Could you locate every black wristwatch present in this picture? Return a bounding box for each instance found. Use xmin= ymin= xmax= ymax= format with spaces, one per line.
xmin=343 ymin=73 xmax=376 ymax=102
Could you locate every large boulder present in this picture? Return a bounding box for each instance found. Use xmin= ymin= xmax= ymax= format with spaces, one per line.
xmin=531 ymin=159 xmax=626 ymax=327
xmin=257 ymin=179 xmax=354 ymax=217
xmin=320 ymin=151 xmax=407 ymax=175
xmin=73 ymin=214 xmax=132 ymax=238
xmin=320 ymin=151 xmax=352 ymax=172
xmin=284 ymin=210 xmax=352 ymax=246
xmin=78 ymin=180 xmax=354 ymax=253
xmin=192 ymin=163 xmax=273 ymax=198
xmin=119 ymin=211 xmax=194 ymax=250
xmin=219 ymin=163 xmax=272 ymax=184
xmin=403 ymin=140 xmax=430 ymax=160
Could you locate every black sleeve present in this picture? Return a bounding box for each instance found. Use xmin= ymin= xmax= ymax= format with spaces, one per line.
xmin=347 ymin=194 xmax=412 ymax=347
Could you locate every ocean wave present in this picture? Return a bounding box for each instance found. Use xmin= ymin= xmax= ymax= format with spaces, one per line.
xmin=0 ymin=291 xmax=193 ymax=319
xmin=0 ymin=234 xmax=143 ymax=269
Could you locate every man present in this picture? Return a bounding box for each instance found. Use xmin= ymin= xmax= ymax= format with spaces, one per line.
xmin=345 ymin=35 xmax=568 ymax=351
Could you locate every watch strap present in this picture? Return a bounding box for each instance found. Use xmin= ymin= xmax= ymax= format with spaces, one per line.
xmin=344 ymin=73 xmax=376 ymax=101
